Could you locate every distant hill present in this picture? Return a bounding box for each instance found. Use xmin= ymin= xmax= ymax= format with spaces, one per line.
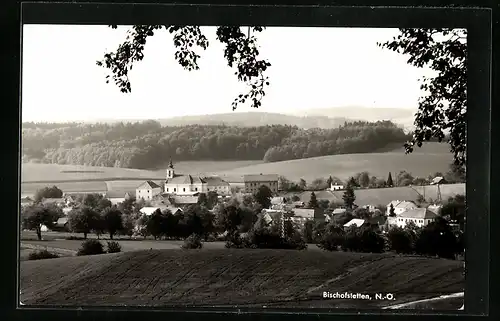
xmin=213 ymin=142 xmax=453 ymax=183
xmin=155 ymin=112 xmax=353 ymax=129
xmin=292 ymin=106 xmax=417 ymax=131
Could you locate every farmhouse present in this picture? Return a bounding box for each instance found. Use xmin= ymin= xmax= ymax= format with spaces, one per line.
xmin=330 ymin=183 xmax=344 ymax=191
xmin=52 ymin=217 xmax=69 ymax=231
xmin=386 ymin=200 xmax=418 ymax=216
xmin=243 ymin=174 xmax=279 ymax=194
xmin=163 ymin=159 xmax=231 ymax=195
xmin=136 ymin=181 xmax=162 ymax=201
xmin=393 ymin=208 xmax=438 ymax=228
xmin=105 ymin=191 xmax=133 ymax=205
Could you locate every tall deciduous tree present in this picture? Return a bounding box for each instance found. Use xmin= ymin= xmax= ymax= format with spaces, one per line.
xmin=34 ymin=186 xmax=63 ymax=203
xmin=22 ymin=205 xmax=59 ymax=240
xmin=379 ymin=28 xmax=467 ymax=167
xmin=254 ymin=185 xmax=273 ymax=209
xmin=102 ymin=207 xmax=124 ymax=240
xmin=68 ymin=206 xmax=100 ymax=239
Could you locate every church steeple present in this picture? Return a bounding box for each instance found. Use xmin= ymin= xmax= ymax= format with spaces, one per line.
xmin=166 ymin=157 xmax=175 ymax=179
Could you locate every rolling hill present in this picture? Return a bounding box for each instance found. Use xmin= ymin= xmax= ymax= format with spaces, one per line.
xmin=214 ymin=142 xmax=454 ymax=183
xmin=293 ymin=106 xmax=416 ymax=131
xmin=20 ymin=249 xmax=464 ymax=308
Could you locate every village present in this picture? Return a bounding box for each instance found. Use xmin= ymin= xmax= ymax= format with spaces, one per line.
xmin=20 ymin=158 xmax=464 ymax=241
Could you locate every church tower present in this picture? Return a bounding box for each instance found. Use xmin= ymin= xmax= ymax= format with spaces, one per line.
xmin=166 ymin=157 xmax=175 ymax=179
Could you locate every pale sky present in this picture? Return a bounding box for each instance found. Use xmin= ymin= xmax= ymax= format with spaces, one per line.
xmin=22 ymin=25 xmax=433 ymax=122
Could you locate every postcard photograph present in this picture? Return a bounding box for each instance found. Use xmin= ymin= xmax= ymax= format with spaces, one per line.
xmin=19 ymin=25 xmax=466 ymax=310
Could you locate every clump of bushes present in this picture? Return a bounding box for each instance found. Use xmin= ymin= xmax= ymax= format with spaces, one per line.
xmin=28 ymin=249 xmax=59 ymax=260
xmin=181 ymin=234 xmax=203 ymax=249
xmin=77 ymin=239 xmax=105 ymax=256
xmin=106 ymin=241 xmax=122 ymax=253
xmin=66 ymin=235 xmax=85 ymax=240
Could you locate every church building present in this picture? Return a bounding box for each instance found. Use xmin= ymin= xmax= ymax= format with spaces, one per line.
xmin=163 ymin=158 xmax=231 ymax=196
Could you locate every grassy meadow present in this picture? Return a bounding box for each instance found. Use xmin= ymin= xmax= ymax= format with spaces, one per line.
xmin=20 ymin=249 xmax=464 ymax=308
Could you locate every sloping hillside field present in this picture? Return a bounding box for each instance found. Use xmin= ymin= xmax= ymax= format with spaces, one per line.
xmin=20 ymin=249 xmax=464 ymax=308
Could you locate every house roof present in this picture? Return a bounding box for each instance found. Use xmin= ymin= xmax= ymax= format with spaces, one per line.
xmin=431 ymin=176 xmax=445 ymax=185
xmin=344 ymin=218 xmax=366 ymax=227
xmin=332 ymin=208 xmax=347 ymax=215
xmin=166 ymin=175 xmax=204 ymax=185
xmin=293 ymin=208 xmax=323 ymax=219
xmin=139 ymin=206 xmax=167 ymax=216
xmin=105 ymin=190 xmax=133 ymax=198
xmin=388 ymin=200 xmax=417 ymax=209
xmin=56 ymin=217 xmax=68 ymax=225
xmin=427 ymin=204 xmax=442 ymax=214
xmin=243 ymin=174 xmax=279 ymax=182
xmin=398 ymin=208 xmax=438 ymax=219
xmin=137 ymin=180 xmax=161 ymax=189
xmin=203 ymin=176 xmax=230 ymax=186
xmin=271 ymin=197 xmax=287 ymax=205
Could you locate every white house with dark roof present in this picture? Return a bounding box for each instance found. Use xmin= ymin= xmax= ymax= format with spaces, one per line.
xmin=386 ymin=200 xmax=418 ymax=216
xmin=243 ymin=174 xmax=279 ymax=194
xmin=394 ymin=208 xmax=438 ymax=228
xmin=136 ymin=181 xmax=162 ymax=201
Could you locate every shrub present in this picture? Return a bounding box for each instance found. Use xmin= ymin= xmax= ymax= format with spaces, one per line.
xmin=65 ymin=235 xmax=85 ymax=240
xmin=225 ymin=231 xmax=249 ymax=248
xmin=107 ymin=241 xmax=122 ymax=253
xmin=28 ymin=249 xmax=59 ymax=260
xmin=181 ymin=233 xmax=203 ymax=249
xmin=77 ymin=239 xmax=105 ymax=256
xmin=318 ymin=224 xmax=345 ymax=251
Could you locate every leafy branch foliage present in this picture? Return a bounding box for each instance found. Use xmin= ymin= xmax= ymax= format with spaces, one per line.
xmin=96 ymin=25 xmax=270 ymax=110
xmin=378 ymin=28 xmax=467 ymax=166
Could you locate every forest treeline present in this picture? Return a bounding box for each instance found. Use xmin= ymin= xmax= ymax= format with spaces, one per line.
xmin=22 ymin=120 xmax=411 ymax=169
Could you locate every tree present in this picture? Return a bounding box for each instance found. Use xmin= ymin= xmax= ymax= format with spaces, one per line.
xmin=303 ymin=220 xmax=314 ymax=243
xmin=387 ymin=226 xmax=413 ymax=254
xmin=389 ymin=204 xmax=396 ymax=217
xmin=445 ymin=162 xmax=466 ymax=183
xmin=136 ymin=214 xmax=151 ymax=239
xmin=326 ymin=176 xmax=333 ymax=187
xmin=97 ymin=198 xmax=113 ymax=211
xmin=253 ymin=185 xmax=273 ymax=209
xmin=120 ymin=214 xmax=135 ymax=239
xmin=352 ymin=207 xmax=371 ymax=220
xmin=308 ymin=192 xmax=319 ymax=209
xmin=34 ymin=186 xmax=63 ymax=203
xmin=379 ymin=29 xmax=467 ymax=166
xmin=82 ymin=193 xmax=104 ymax=209
xmin=441 ymin=194 xmax=466 ymax=230
xmin=347 ymin=177 xmax=359 ymax=188
xmin=102 ymin=207 xmax=124 ymax=240
xmin=298 ymin=179 xmax=307 ymax=190
xmin=291 ymin=195 xmax=300 ymax=202
xmin=97 ymin=26 xmax=271 ymax=111
xmin=396 ymin=170 xmax=414 ymax=187
xmin=415 ymin=218 xmax=459 ymax=259
xmin=318 ymin=199 xmax=330 ymax=210
xmin=387 ymin=172 xmax=394 ymax=187
xmin=68 ymin=206 xmax=100 ymax=239
xmin=197 ymin=193 xmax=208 ymax=207
xmin=147 ymin=209 xmax=166 ymax=240
xmin=21 ymin=205 xmax=58 ymax=240
xmin=215 ymin=204 xmax=243 ymax=233
xmin=357 ymin=172 xmax=370 ymax=188
xmin=206 ymin=191 xmax=219 ymax=209
xmin=342 ymin=185 xmax=356 ymax=209
xmin=278 ymin=175 xmax=291 ymax=191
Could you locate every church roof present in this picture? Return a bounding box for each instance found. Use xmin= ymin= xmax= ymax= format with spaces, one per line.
xmin=166 ymin=175 xmax=204 ymax=185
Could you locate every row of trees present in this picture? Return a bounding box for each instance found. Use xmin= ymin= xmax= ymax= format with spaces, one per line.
xmin=316 ymin=217 xmax=463 ymax=259
xmin=22 ymin=121 xmax=410 ymax=169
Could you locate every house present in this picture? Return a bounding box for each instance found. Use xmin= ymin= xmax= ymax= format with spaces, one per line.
xmin=105 ymin=191 xmax=133 ymax=205
xmin=343 ymin=218 xmax=367 ymax=228
xmin=386 ymin=200 xmax=418 ymax=216
xmin=163 ymin=159 xmax=230 ymax=195
xmin=243 ymin=174 xmax=279 ymax=194
xmin=393 ymin=208 xmax=438 ymax=228
xmin=330 ymin=183 xmax=344 ymax=191
xmin=136 ymin=180 xmax=162 ymax=201
xmin=203 ymin=176 xmax=231 ymax=195
xmin=291 ymin=208 xmax=324 ymax=223
xmin=367 ymin=215 xmax=388 ymax=231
